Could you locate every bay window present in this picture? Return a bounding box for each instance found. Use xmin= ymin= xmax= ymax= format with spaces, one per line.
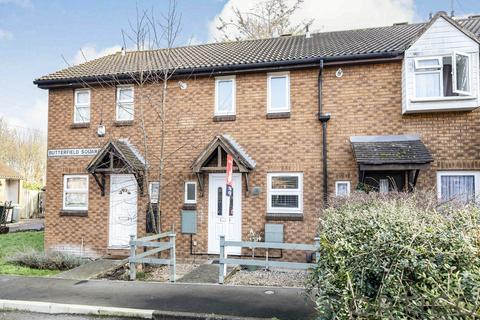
xmin=63 ymin=175 xmax=89 ymax=211
xmin=267 ymin=173 xmax=303 ymax=214
xmin=414 ymin=52 xmax=471 ymax=99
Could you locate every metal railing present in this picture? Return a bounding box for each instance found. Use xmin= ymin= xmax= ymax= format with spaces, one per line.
xmin=129 ymin=232 xmax=176 ymax=282
xmin=218 ymin=235 xmax=320 ymax=284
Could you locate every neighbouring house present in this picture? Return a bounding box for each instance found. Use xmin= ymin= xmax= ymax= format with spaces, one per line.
xmin=34 ymin=12 xmax=480 ymax=259
xmin=0 ymin=161 xmax=23 ymax=222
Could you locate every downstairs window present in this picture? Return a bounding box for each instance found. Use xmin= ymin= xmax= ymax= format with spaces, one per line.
xmin=267 ymin=173 xmax=303 ymax=214
xmin=437 ymin=171 xmax=480 ymax=203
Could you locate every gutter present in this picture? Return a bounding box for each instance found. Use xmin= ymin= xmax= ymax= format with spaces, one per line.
xmin=317 ymin=60 xmax=330 ymax=208
xmin=34 ymin=51 xmax=403 ymax=89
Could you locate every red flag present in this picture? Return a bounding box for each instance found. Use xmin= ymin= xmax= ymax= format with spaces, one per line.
xmin=226 ymin=154 xmax=233 ymax=196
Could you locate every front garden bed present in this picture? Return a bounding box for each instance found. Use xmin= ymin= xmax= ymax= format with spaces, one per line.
xmin=0 ymin=231 xmax=85 ymax=276
xmin=225 ymin=268 xmax=308 ymax=287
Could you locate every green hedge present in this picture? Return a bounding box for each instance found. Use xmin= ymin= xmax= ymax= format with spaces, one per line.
xmin=307 ymin=192 xmax=480 ymax=319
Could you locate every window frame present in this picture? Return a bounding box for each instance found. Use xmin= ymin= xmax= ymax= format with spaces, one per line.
xmin=452 ymin=51 xmax=471 ymax=96
xmin=116 ymin=85 xmax=135 ymax=121
xmin=149 ymin=181 xmax=159 ymax=204
xmin=267 ymin=72 xmax=291 ymax=114
xmin=267 ymin=172 xmax=303 ymax=214
xmin=214 ymin=76 xmax=236 ymax=116
xmin=335 ymin=181 xmax=351 ymax=197
xmin=413 ymin=54 xmax=473 ymax=99
xmin=184 ymin=181 xmax=197 ymax=204
xmin=436 ymin=171 xmax=480 ymax=202
xmin=413 ymin=57 xmax=443 ymax=99
xmin=73 ymin=89 xmax=91 ymax=124
xmin=63 ymin=175 xmax=89 ymax=211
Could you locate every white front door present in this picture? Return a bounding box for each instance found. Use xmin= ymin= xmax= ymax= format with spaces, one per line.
xmin=208 ymin=173 xmax=242 ymax=255
xmin=109 ymin=174 xmax=138 ymax=248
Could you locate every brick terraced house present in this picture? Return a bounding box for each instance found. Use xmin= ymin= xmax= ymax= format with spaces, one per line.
xmin=34 ymin=12 xmax=480 ymax=259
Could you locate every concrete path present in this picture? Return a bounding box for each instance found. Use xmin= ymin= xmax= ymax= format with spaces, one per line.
xmin=0 ymin=275 xmax=316 ymax=319
xmin=177 ymin=264 xmax=236 ymax=284
xmin=56 ymin=259 xmax=123 ymax=280
xmin=7 ymin=219 xmax=44 ymax=232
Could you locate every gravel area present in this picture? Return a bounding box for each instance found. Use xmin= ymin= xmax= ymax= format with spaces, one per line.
xmin=226 ymin=268 xmax=309 ymax=287
xmin=148 ymin=263 xmax=199 ymax=282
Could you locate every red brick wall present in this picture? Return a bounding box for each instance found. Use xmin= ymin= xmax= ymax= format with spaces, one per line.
xmin=45 ymin=61 xmax=480 ymax=259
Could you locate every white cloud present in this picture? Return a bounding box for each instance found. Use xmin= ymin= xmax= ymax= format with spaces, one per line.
xmin=0 ymin=96 xmax=48 ymax=132
xmin=73 ymin=44 xmax=122 ymax=65
xmin=0 ymin=29 xmax=13 ymax=41
xmin=209 ymin=0 xmax=416 ymax=40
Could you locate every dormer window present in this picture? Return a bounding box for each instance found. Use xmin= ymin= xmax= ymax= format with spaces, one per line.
xmin=414 ymin=52 xmax=471 ymax=99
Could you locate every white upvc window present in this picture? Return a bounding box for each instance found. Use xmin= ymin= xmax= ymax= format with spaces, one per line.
xmin=267 ymin=172 xmax=303 ymax=214
xmin=453 ymin=52 xmax=471 ymax=95
xmin=149 ymin=181 xmax=159 ymax=204
xmin=413 ymin=52 xmax=472 ymax=99
xmin=215 ymin=76 xmax=235 ymax=115
xmin=335 ymin=181 xmax=351 ymax=197
xmin=74 ymin=89 xmax=91 ymax=124
xmin=184 ymin=181 xmax=197 ymax=204
xmin=267 ymin=72 xmax=290 ymax=113
xmin=437 ymin=171 xmax=480 ymax=203
xmin=63 ymin=175 xmax=89 ymax=211
xmin=116 ymin=86 xmax=134 ymax=121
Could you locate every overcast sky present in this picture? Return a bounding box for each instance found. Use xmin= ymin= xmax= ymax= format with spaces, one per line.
xmin=1 ymin=0 xmax=479 ymax=133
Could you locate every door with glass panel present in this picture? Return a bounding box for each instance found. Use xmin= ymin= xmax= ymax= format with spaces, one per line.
xmin=208 ymin=173 xmax=242 ymax=255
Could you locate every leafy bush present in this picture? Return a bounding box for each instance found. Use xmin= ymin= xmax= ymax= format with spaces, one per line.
xmin=7 ymin=249 xmax=86 ymax=271
xmin=307 ymin=192 xmax=480 ymax=319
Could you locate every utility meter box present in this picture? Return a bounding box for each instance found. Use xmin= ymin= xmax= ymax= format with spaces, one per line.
xmin=181 ymin=210 xmax=197 ymax=234
xmin=264 ymin=223 xmax=284 ymax=243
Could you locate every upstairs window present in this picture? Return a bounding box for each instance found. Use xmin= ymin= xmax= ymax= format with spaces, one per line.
xmin=215 ymin=76 xmax=235 ymax=115
xmin=267 ymin=173 xmax=303 ymax=214
xmin=267 ymin=72 xmax=290 ymax=113
xmin=116 ymin=86 xmax=134 ymax=121
xmin=74 ymin=89 xmax=91 ymax=124
xmin=414 ymin=52 xmax=471 ymax=99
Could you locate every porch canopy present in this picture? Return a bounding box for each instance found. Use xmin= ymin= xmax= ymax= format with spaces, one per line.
xmin=86 ymin=139 xmax=146 ymax=196
xmin=350 ymin=135 xmax=433 ymax=191
xmin=191 ymin=134 xmax=256 ymax=194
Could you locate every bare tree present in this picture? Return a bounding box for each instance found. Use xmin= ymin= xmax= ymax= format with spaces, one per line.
xmin=216 ymin=0 xmax=312 ymax=41
xmin=0 ymin=118 xmax=46 ymax=188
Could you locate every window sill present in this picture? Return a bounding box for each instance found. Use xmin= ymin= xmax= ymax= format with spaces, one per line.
xmin=266 ymin=212 xmax=303 ymax=221
xmin=60 ymin=210 xmax=88 ymax=217
xmin=70 ymin=123 xmax=90 ymax=129
xmin=182 ymin=204 xmax=196 ymax=210
xmin=114 ymin=120 xmax=134 ymax=127
xmin=266 ymin=112 xmax=290 ymax=119
xmin=410 ymin=96 xmax=477 ymax=103
xmin=213 ymin=115 xmax=236 ymax=122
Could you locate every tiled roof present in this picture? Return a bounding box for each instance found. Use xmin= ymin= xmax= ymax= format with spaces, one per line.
xmin=34 ymin=14 xmax=480 ymax=85
xmin=86 ymin=139 xmax=145 ymax=173
xmin=350 ymin=135 xmax=433 ymax=165
xmin=0 ymin=161 xmax=22 ymax=180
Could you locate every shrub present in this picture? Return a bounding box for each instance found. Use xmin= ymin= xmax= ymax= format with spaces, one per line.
xmin=307 ymin=192 xmax=480 ymax=319
xmin=7 ymin=249 xmax=86 ymax=270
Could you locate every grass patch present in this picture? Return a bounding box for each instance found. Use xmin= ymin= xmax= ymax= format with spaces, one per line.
xmin=0 ymin=231 xmax=60 ymax=276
